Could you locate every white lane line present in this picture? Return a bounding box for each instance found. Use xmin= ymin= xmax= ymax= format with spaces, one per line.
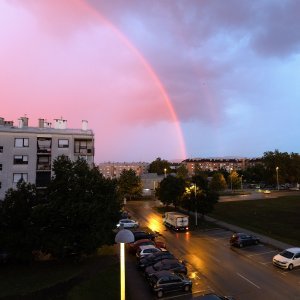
xmin=237 ymin=273 xmax=261 ymax=289
xmin=247 ymin=250 xmax=277 ymax=257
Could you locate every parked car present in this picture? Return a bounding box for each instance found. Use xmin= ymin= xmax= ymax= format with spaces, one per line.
xmin=273 ymin=248 xmax=300 ymax=270
xmin=145 ymin=258 xmax=187 ymax=278
xmin=128 ymin=238 xmax=166 ymax=255
xmin=116 ymin=219 xmax=139 ymax=229
xmin=193 ymin=293 xmax=235 ymax=299
xmin=230 ymin=232 xmax=260 ymax=248
xmin=138 ymin=250 xmax=174 ymax=270
xmin=148 ymin=270 xmax=192 ymax=298
xmin=136 ymin=245 xmax=162 ymax=259
xmin=131 ymin=231 xmax=156 ymax=242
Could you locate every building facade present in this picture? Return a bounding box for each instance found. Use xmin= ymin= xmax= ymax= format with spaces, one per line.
xmin=0 ymin=116 xmax=94 ymax=200
xmin=98 ymin=162 xmax=149 ymax=179
xmin=182 ymin=158 xmax=247 ymax=176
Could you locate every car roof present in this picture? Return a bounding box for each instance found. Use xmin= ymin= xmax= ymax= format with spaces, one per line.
xmin=285 ymin=247 xmax=300 ymax=253
xmin=139 ymin=245 xmax=157 ymax=250
xmin=119 ymin=219 xmax=132 ymax=222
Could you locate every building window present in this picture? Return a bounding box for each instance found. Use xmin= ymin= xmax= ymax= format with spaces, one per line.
xmin=14 ymin=155 xmax=28 ymax=165
xmin=0 ymin=163 xmax=2 ymax=171
xmin=0 ymin=146 xmax=3 ymax=153
xmin=74 ymin=140 xmax=93 ymax=154
xmin=0 ymin=182 xmax=1 ymax=189
xmin=37 ymin=138 xmax=51 ymax=153
xmin=13 ymin=173 xmax=28 ymax=183
xmin=15 ymin=138 xmax=29 ymax=147
xmin=58 ymin=139 xmax=69 ymax=148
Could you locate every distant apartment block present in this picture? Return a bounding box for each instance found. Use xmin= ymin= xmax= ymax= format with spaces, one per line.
xmin=182 ymin=157 xmax=261 ymax=176
xmin=98 ymin=162 xmax=149 ymax=179
xmin=0 ymin=116 xmax=94 ymax=200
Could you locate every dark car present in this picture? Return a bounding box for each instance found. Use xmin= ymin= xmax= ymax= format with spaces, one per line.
xmin=132 ymin=231 xmax=156 ymax=242
xmin=148 ymin=270 xmax=192 ymax=298
xmin=193 ymin=293 xmax=235 ymax=300
xmin=128 ymin=238 xmax=166 ymax=255
xmin=230 ymin=232 xmax=260 ymax=248
xmin=138 ymin=250 xmax=174 ymax=270
xmin=145 ymin=259 xmax=187 ymax=278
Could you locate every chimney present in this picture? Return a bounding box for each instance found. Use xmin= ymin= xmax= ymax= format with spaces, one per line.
xmin=54 ymin=118 xmax=67 ymax=129
xmin=18 ymin=118 xmax=24 ymax=128
xmin=0 ymin=117 xmax=4 ymax=126
xmin=38 ymin=118 xmax=44 ymax=128
xmin=82 ymin=120 xmax=88 ymax=131
xmin=21 ymin=116 xmax=28 ymax=127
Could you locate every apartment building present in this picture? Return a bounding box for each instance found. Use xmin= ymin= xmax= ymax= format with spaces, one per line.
xmin=98 ymin=162 xmax=149 ymax=179
xmin=0 ymin=116 xmax=94 ymax=200
xmin=182 ymin=158 xmax=247 ymax=176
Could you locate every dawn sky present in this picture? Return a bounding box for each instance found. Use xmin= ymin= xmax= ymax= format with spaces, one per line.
xmin=1 ymin=0 xmax=300 ymax=163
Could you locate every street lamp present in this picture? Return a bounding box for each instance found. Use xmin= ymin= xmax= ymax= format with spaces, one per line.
xmin=240 ymin=175 xmax=243 ymax=190
xmin=191 ymin=183 xmax=197 ymax=227
xmin=115 ymin=229 xmax=134 ymax=300
xmin=276 ymin=167 xmax=279 ymax=191
xmin=230 ymin=168 xmax=233 ymax=191
xmin=164 ymin=168 xmax=167 ymax=178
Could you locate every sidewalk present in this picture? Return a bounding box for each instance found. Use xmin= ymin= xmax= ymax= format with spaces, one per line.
xmin=203 ymin=215 xmax=295 ymax=250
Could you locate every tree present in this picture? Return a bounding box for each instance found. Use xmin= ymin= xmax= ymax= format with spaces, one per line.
xmin=227 ymin=170 xmax=241 ymax=190
xmin=148 ymin=157 xmax=171 ymax=175
xmin=35 ymin=156 xmax=121 ymax=259
xmin=209 ymin=173 xmax=227 ymax=191
xmin=176 ymin=164 xmax=189 ymax=179
xmin=156 ymin=175 xmax=185 ymax=208
xmin=0 ymin=182 xmax=39 ymax=262
xmin=118 ymin=169 xmax=142 ymax=200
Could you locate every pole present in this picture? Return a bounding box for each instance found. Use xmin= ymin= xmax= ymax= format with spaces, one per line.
xmin=241 ymin=175 xmax=243 ymax=190
xmin=230 ymin=168 xmax=233 ymax=191
xmin=276 ymin=167 xmax=279 ymax=190
xmin=194 ymin=183 xmax=197 ymax=227
xmin=164 ymin=168 xmax=167 ymax=178
xmin=120 ymin=243 xmax=125 ymax=300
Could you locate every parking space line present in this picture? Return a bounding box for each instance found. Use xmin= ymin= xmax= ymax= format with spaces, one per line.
xmin=237 ymin=273 xmax=261 ymax=289
xmin=247 ymin=250 xmax=277 ymax=257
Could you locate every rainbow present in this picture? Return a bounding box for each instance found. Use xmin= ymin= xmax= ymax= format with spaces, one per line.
xmin=78 ymin=0 xmax=187 ymax=160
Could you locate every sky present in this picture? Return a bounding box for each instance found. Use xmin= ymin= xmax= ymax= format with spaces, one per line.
xmin=1 ymin=0 xmax=300 ymax=163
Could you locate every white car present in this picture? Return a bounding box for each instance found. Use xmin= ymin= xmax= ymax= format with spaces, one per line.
xmin=117 ymin=219 xmax=139 ymax=229
xmin=273 ymin=248 xmax=300 ymax=270
xmin=136 ymin=245 xmax=162 ymax=259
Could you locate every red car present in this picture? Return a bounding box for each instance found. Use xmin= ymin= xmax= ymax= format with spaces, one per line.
xmin=128 ymin=239 xmax=166 ymax=255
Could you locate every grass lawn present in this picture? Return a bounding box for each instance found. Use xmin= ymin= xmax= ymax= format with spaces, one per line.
xmin=209 ymin=195 xmax=300 ymax=246
xmin=0 ymin=246 xmax=120 ymax=300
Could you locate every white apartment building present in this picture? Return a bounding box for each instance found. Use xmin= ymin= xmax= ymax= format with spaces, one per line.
xmin=0 ymin=116 xmax=94 ymax=200
xmin=98 ymin=162 xmax=149 ymax=179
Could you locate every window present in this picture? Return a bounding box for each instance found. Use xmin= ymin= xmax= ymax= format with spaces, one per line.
xmin=37 ymin=138 xmax=51 ymax=153
xmin=58 ymin=139 xmax=69 ymax=148
xmin=14 ymin=155 xmax=28 ymax=164
xmin=14 ymin=138 xmax=29 ymax=147
xmin=13 ymin=173 xmax=28 ymax=183
xmin=0 ymin=163 xmax=2 ymax=171
xmin=0 ymin=146 xmax=3 ymax=153
xmin=74 ymin=139 xmax=93 ymax=154
xmin=0 ymin=182 xmax=1 ymax=189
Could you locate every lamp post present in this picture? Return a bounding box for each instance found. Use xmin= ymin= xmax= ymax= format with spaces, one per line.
xmin=276 ymin=167 xmax=279 ymax=191
xmin=192 ymin=183 xmax=197 ymax=227
xmin=230 ymin=168 xmax=233 ymax=191
xmin=240 ymin=175 xmax=243 ymax=190
xmin=164 ymin=168 xmax=167 ymax=178
xmin=115 ymin=229 xmax=134 ymax=300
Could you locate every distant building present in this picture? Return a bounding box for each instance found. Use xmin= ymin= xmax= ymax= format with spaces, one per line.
xmin=98 ymin=162 xmax=149 ymax=179
xmin=182 ymin=158 xmax=251 ymax=176
xmin=0 ymin=116 xmax=94 ymax=200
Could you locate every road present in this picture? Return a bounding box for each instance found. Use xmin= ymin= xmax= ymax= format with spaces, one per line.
xmin=125 ymin=200 xmax=300 ymax=300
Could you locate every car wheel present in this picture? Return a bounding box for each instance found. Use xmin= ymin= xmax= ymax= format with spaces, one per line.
xmin=288 ymin=263 xmax=294 ymax=271
xmin=183 ymin=285 xmax=191 ymax=292
xmin=239 ymin=242 xmax=243 ymax=248
xmin=157 ymin=290 xmax=163 ymax=298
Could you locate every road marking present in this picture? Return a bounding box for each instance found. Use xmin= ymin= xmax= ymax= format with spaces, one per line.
xmin=237 ymin=273 xmax=261 ymax=289
xmin=259 ymin=261 xmax=272 ymax=265
xmin=247 ymin=250 xmax=277 ymax=257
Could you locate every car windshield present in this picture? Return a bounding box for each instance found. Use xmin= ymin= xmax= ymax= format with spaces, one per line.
xmin=280 ymin=250 xmax=294 ymax=259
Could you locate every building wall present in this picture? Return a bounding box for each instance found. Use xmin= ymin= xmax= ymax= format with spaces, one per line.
xmin=0 ymin=117 xmax=94 ymax=200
